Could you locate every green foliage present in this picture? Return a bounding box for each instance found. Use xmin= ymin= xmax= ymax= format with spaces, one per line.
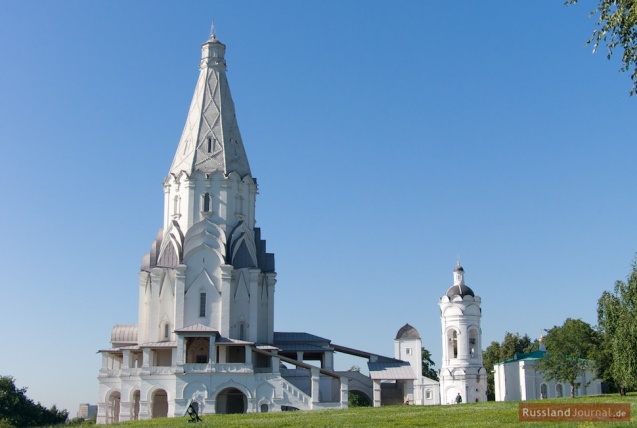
xmin=0 ymin=376 xmax=68 ymax=427
xmin=568 ymin=0 xmax=637 ymax=95
xmin=482 ymin=332 xmax=537 ymax=400
xmin=347 ymin=391 xmax=371 ymax=407
xmin=420 ymin=347 xmax=439 ymax=381
xmin=597 ymin=256 xmax=637 ymax=394
xmin=539 ymin=318 xmax=600 ymax=398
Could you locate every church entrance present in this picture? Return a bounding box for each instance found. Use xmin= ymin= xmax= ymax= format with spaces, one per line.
xmin=151 ymin=389 xmax=168 ymax=418
xmin=215 ymin=388 xmax=247 ymax=414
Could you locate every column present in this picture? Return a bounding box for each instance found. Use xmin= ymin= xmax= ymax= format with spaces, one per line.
xmin=176 ymin=336 xmax=185 ymax=367
xmin=245 ymin=345 xmax=252 ymax=365
xmin=122 ymin=350 xmax=131 ymax=369
xmin=310 ymin=367 xmax=320 ymax=408
xmin=142 ymin=348 xmax=151 ymax=368
xmin=340 ymin=377 xmax=349 ymax=408
xmin=209 ymin=335 xmax=217 ymax=364
xmin=272 ymin=354 xmax=280 ymax=374
xmin=373 ymin=380 xmax=382 ymax=407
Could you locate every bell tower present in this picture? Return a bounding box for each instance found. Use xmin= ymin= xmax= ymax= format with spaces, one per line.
xmin=439 ymin=263 xmax=486 ymax=404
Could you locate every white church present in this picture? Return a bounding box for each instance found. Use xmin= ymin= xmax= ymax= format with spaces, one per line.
xmin=96 ymin=33 xmax=489 ymax=423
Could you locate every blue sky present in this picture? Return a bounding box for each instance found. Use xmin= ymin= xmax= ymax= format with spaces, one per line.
xmin=1 ymin=0 xmax=635 ymax=415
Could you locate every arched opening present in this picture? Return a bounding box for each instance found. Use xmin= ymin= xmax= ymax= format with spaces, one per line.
xmin=107 ymin=391 xmax=120 ymax=423
xmin=131 ymin=390 xmax=140 ymax=420
xmin=540 ymin=383 xmax=547 ymax=399
xmin=260 ymin=403 xmax=269 ymax=412
xmin=556 ymin=384 xmax=563 ymax=398
xmin=447 ymin=330 xmax=458 ymax=359
xmin=468 ymin=328 xmax=478 ymax=358
xmin=215 ymin=387 xmax=247 ymax=414
xmin=186 ymin=337 xmax=210 ymax=364
xmin=348 ymin=390 xmax=371 ymax=407
xmin=151 ymin=389 xmax=168 ymax=418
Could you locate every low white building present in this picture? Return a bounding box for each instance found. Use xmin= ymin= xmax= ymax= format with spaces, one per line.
xmin=494 ymin=342 xmax=602 ymax=401
xmin=394 ymin=324 xmax=441 ymax=405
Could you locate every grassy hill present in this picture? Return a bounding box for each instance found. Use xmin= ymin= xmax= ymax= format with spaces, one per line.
xmin=111 ymin=394 xmax=637 ymax=427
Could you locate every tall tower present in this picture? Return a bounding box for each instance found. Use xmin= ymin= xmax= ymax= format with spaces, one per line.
xmin=439 ymin=263 xmax=486 ymax=404
xmin=137 ymin=33 xmax=276 ymax=346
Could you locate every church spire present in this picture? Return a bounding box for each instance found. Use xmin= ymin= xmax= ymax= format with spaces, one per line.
xmin=169 ymin=35 xmax=251 ymax=178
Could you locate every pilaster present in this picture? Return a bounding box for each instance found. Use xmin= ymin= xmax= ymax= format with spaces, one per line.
xmin=174 ymin=266 xmax=186 ymax=330
xmin=220 ymin=264 xmax=233 ymax=336
xmin=248 ymin=268 xmax=260 ymax=342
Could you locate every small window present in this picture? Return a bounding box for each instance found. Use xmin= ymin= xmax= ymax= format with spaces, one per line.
xmin=405 ymin=348 xmax=412 ymax=355
xmin=239 ymin=323 xmax=245 ymax=341
xmin=425 ymin=389 xmax=432 ymax=400
xmin=206 ymin=138 xmax=212 ymax=153
xmin=203 ymin=193 xmax=211 ymax=212
xmin=260 ymin=404 xmax=268 ymax=413
xmin=199 ymin=293 xmax=206 ymax=317
xmin=164 ymin=323 xmax=170 ymax=340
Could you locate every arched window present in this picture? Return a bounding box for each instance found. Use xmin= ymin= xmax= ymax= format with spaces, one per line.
xmin=173 ymin=195 xmax=180 ymax=217
xmin=556 ymin=384 xmax=563 ymax=398
xmin=239 ymin=323 xmax=245 ymax=341
xmin=447 ymin=330 xmax=458 ymax=359
xmin=235 ymin=195 xmax=244 ymax=216
xmin=163 ymin=323 xmax=170 ymax=341
xmin=468 ymin=328 xmax=478 ymax=357
xmin=199 ymin=292 xmax=206 ymax=317
xmin=540 ymin=383 xmax=547 ymax=399
xmin=203 ymin=193 xmax=211 ymax=212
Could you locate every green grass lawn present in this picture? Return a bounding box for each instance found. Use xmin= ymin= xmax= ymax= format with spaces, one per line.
xmin=111 ymin=394 xmax=637 ymax=427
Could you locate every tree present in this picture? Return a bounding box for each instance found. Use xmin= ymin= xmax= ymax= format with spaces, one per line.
xmin=482 ymin=333 xmax=537 ymax=400
xmin=597 ymin=256 xmax=637 ymax=395
xmin=538 ymin=318 xmax=600 ymax=398
xmin=0 ymin=376 xmax=68 ymax=427
xmin=568 ymin=0 xmax=637 ymax=95
xmin=421 ymin=347 xmax=439 ymax=381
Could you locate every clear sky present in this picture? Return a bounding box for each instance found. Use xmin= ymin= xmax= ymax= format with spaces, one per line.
xmin=1 ymin=0 xmax=635 ymax=415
